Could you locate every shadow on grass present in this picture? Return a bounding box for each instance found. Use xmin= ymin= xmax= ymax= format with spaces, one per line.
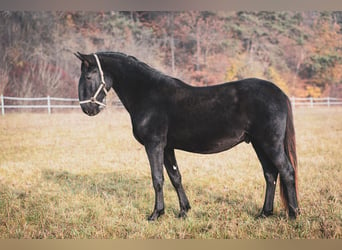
xmin=41 ymin=168 xmax=279 ymax=221
xmin=188 ymin=184 xmax=267 ymax=220
xmin=42 ymin=168 xmax=150 ymax=200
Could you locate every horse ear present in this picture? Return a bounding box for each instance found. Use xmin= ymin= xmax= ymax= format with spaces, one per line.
xmin=74 ymin=52 xmax=84 ymax=61
xmin=74 ymin=52 xmax=94 ymax=67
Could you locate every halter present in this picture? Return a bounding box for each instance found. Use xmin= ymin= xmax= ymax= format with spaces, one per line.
xmin=79 ymin=53 xmax=108 ymax=107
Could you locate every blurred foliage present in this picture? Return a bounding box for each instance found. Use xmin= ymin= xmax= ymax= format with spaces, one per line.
xmin=0 ymin=11 xmax=341 ymax=98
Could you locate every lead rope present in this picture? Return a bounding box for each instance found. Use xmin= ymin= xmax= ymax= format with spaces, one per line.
xmin=79 ymin=53 xmax=108 ymax=107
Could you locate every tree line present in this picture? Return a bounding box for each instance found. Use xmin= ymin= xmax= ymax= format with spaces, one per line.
xmin=1 ymin=11 xmax=341 ymax=98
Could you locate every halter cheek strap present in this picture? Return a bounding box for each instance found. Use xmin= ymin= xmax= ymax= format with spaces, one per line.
xmin=79 ymin=53 xmax=108 ymax=107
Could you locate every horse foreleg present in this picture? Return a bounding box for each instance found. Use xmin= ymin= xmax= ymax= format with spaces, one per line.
xmin=164 ymin=148 xmax=191 ymax=218
xmin=145 ymin=142 xmax=165 ymax=221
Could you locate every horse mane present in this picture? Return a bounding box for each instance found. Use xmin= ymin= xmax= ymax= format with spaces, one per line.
xmin=98 ymin=51 xmax=186 ymax=86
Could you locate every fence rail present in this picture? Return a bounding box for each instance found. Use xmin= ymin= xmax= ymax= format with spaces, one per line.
xmin=0 ymin=95 xmax=81 ymax=115
xmin=289 ymin=96 xmax=342 ymax=108
xmin=1 ymin=94 xmax=342 ymax=115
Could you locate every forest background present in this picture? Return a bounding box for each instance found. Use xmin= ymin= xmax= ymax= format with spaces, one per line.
xmin=0 ymin=11 xmax=342 ymax=99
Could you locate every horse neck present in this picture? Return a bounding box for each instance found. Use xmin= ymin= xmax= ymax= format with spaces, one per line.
xmin=106 ymin=57 xmax=155 ymax=114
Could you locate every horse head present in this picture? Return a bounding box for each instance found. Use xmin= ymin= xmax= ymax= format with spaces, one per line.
xmin=75 ymin=52 xmax=111 ymax=116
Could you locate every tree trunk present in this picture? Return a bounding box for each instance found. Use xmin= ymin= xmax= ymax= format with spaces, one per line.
xmin=196 ymin=23 xmax=201 ymax=71
xmin=292 ymin=47 xmax=305 ymax=92
xmin=169 ymin=12 xmax=175 ymax=75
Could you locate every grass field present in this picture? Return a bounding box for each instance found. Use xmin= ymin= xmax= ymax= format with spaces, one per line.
xmin=0 ymin=107 xmax=341 ymax=239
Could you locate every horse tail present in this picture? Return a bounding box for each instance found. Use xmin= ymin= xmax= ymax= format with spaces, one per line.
xmin=280 ymin=98 xmax=298 ymax=211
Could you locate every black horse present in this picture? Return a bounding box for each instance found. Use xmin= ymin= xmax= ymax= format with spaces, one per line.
xmin=75 ymin=51 xmax=300 ymax=220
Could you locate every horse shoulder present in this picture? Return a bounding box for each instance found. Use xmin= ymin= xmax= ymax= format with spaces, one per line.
xmin=131 ymin=107 xmax=169 ymax=145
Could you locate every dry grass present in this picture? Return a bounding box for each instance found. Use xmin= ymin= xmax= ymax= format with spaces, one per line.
xmin=0 ymin=107 xmax=341 ymax=239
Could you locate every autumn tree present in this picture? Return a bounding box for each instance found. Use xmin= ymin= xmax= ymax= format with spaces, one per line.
xmin=298 ymin=12 xmax=342 ymax=96
xmin=136 ymin=12 xmax=178 ymax=75
xmin=1 ymin=11 xmax=341 ymax=99
xmin=174 ymin=11 xmax=226 ymax=85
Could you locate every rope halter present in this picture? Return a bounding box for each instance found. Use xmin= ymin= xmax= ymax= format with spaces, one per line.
xmin=79 ymin=53 xmax=108 ymax=107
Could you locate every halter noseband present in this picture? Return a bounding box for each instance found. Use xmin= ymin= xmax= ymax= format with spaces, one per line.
xmin=79 ymin=53 xmax=108 ymax=107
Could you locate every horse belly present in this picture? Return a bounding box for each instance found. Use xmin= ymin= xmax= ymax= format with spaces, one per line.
xmin=169 ymin=128 xmax=246 ymax=154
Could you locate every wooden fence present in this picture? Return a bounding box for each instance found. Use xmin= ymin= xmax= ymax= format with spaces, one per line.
xmin=1 ymin=94 xmax=342 ymax=115
xmin=289 ymin=97 xmax=342 ymax=108
xmin=0 ymin=94 xmax=124 ymax=115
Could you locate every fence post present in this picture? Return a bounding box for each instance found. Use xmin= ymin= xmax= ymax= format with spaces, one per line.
xmin=1 ymin=94 xmax=4 ymax=116
xmin=47 ymin=95 xmax=51 ymax=114
xmin=310 ymin=97 xmax=313 ymax=108
xmin=291 ymin=96 xmax=295 ymax=108
xmin=327 ymin=97 xmax=330 ymax=108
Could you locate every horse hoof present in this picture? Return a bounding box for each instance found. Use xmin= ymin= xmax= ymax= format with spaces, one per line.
xmin=288 ymin=208 xmax=300 ymax=220
xmin=178 ymin=211 xmax=188 ymax=219
xmin=177 ymin=204 xmax=191 ymax=219
xmin=256 ymin=211 xmax=273 ymax=219
xmin=147 ymin=209 xmax=165 ymax=221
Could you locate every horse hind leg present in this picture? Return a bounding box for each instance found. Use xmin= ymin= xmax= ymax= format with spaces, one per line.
xmin=252 ymin=141 xmax=278 ymax=218
xmin=277 ymin=155 xmax=299 ymax=219
xmin=164 ymin=148 xmax=191 ymax=218
xmin=256 ymin=141 xmax=299 ymax=219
